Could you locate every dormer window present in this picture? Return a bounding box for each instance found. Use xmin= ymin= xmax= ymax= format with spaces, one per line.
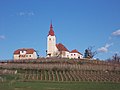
xmin=21 ymin=51 xmax=24 ymax=53
xmin=20 ymin=50 xmax=26 ymax=54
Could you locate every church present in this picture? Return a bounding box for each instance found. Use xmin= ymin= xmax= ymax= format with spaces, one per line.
xmin=47 ymin=23 xmax=83 ymax=59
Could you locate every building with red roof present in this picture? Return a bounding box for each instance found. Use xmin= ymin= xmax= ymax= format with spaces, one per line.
xmin=47 ymin=23 xmax=83 ymax=59
xmin=13 ymin=48 xmax=38 ymax=60
xmin=69 ymin=49 xmax=83 ymax=59
xmin=56 ymin=43 xmax=70 ymax=58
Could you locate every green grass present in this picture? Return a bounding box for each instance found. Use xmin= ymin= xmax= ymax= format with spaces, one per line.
xmin=0 ymin=73 xmax=120 ymax=90
xmin=0 ymin=81 xmax=120 ymax=90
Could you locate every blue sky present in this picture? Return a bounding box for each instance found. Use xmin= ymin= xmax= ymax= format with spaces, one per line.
xmin=0 ymin=0 xmax=120 ymax=60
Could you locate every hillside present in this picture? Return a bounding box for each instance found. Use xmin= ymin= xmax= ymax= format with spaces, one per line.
xmin=0 ymin=58 xmax=120 ymax=83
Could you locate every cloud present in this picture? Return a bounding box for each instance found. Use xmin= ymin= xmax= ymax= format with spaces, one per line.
xmin=0 ymin=35 xmax=5 ymax=40
xmin=112 ymin=29 xmax=120 ymax=36
xmin=19 ymin=12 xmax=25 ymax=16
xmin=97 ymin=43 xmax=113 ymax=53
xmin=17 ymin=11 xmax=35 ymax=16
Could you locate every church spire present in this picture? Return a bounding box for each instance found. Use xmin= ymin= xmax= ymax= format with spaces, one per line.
xmin=48 ymin=22 xmax=55 ymax=36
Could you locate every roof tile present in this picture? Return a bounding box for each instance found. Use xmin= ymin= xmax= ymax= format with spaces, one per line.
xmin=70 ymin=49 xmax=82 ymax=55
xmin=56 ymin=43 xmax=69 ymax=52
xmin=48 ymin=23 xmax=55 ymax=36
xmin=14 ymin=48 xmax=35 ymax=54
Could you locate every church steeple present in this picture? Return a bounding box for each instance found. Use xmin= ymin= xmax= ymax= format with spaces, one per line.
xmin=47 ymin=22 xmax=57 ymax=57
xmin=48 ymin=22 xmax=55 ymax=36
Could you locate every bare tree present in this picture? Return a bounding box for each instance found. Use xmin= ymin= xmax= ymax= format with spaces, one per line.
xmin=106 ymin=53 xmax=120 ymax=63
xmin=112 ymin=53 xmax=120 ymax=63
xmin=84 ymin=46 xmax=97 ymax=59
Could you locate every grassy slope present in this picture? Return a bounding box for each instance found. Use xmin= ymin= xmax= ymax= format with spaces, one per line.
xmin=0 ymin=81 xmax=120 ymax=90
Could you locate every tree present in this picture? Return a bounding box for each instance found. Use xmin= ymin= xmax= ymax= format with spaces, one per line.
xmin=84 ymin=46 xmax=97 ymax=59
xmin=112 ymin=53 xmax=120 ymax=63
xmin=36 ymin=50 xmax=40 ymax=59
xmin=106 ymin=53 xmax=120 ymax=63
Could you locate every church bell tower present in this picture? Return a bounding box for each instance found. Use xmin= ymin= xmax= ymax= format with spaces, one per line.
xmin=47 ymin=22 xmax=57 ymax=57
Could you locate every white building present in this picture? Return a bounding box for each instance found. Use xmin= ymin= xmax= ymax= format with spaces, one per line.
xmin=56 ymin=43 xmax=70 ymax=58
xmin=47 ymin=23 xmax=83 ymax=59
xmin=69 ymin=49 xmax=83 ymax=59
xmin=13 ymin=48 xmax=38 ymax=60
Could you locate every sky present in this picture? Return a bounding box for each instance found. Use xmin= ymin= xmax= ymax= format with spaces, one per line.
xmin=0 ymin=0 xmax=120 ymax=60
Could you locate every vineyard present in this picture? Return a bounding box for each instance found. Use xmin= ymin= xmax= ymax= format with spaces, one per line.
xmin=0 ymin=58 xmax=120 ymax=83
xmin=18 ymin=69 xmax=120 ymax=82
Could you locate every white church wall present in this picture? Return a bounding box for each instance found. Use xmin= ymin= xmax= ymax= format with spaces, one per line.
xmin=47 ymin=35 xmax=57 ymax=57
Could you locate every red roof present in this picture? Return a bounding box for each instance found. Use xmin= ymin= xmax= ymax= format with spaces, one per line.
xmin=14 ymin=48 xmax=36 ymax=54
xmin=56 ymin=43 xmax=69 ymax=52
xmin=48 ymin=23 xmax=55 ymax=36
xmin=70 ymin=49 xmax=82 ymax=55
